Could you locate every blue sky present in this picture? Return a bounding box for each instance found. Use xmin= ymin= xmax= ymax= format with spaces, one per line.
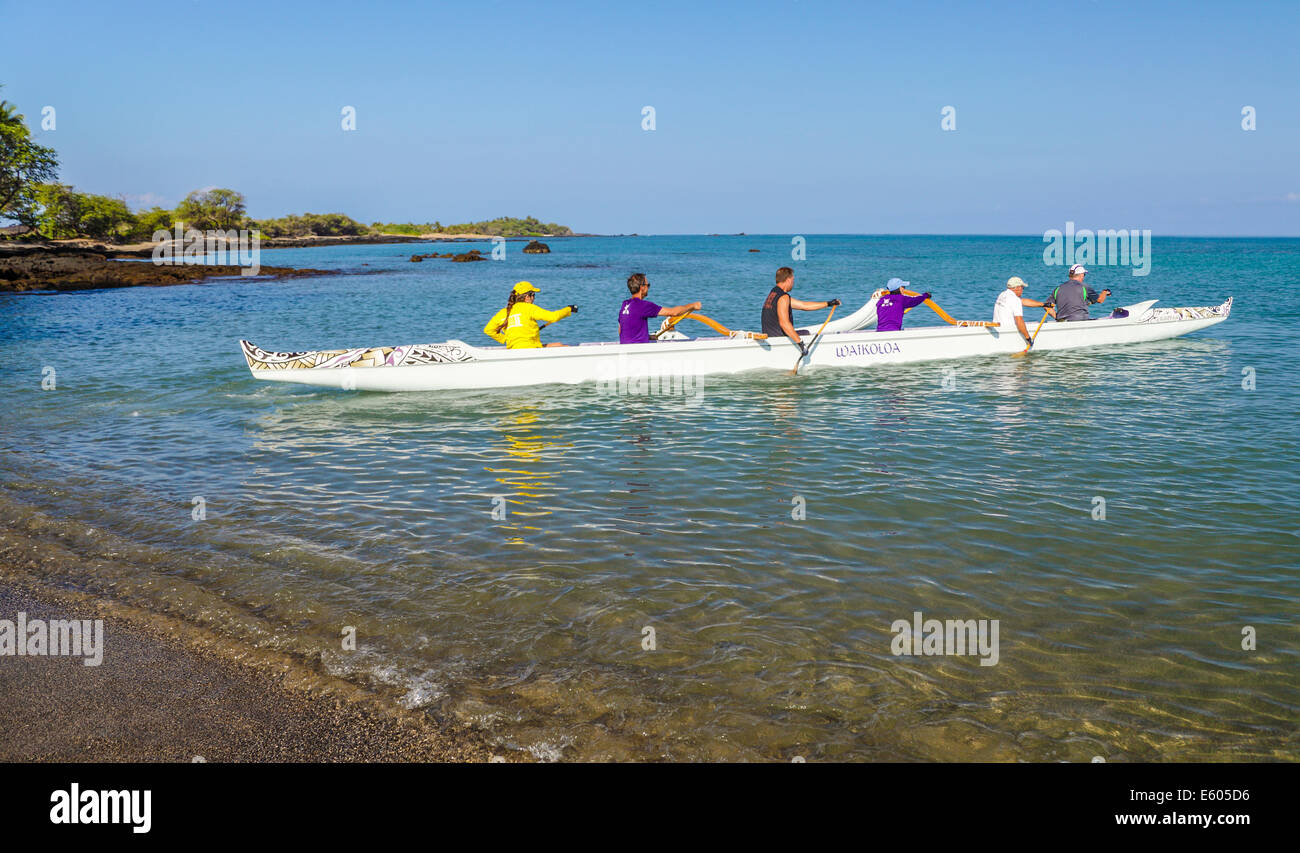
xmin=4 ymin=0 xmax=1298 ymax=234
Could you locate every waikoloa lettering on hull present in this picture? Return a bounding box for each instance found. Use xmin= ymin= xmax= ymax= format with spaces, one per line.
xmin=834 ymin=341 xmax=902 ymax=359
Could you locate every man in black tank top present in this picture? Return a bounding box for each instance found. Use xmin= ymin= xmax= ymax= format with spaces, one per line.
xmin=761 ymin=267 xmax=839 ymax=354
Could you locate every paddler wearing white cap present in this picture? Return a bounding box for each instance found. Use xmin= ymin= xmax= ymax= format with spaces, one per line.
xmin=1044 ymin=264 xmax=1111 ymax=322
xmin=482 ymin=280 xmax=577 ymax=348
xmin=994 ymin=276 xmax=1050 ymax=346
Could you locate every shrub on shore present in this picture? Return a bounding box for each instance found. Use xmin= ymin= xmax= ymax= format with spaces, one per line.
xmin=444 ymin=216 xmax=572 ymax=237
xmin=29 ymin=183 xmax=141 ymax=241
xmin=250 ymin=212 xmax=372 ymax=238
xmin=373 ymin=216 xmax=572 ymax=237
xmin=6 ymin=189 xmax=574 ymax=244
xmin=373 ymin=221 xmax=441 ymax=236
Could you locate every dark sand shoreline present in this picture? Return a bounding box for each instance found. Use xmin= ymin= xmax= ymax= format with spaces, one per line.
xmin=0 ymin=547 xmax=500 ymax=763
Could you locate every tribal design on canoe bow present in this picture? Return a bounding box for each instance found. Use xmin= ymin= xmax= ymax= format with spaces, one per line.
xmin=1144 ymin=297 xmax=1233 ymax=324
xmin=240 ymin=340 xmax=475 ymax=371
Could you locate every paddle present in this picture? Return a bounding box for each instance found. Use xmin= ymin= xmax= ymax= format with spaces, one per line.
xmin=652 ymin=310 xmax=765 ymax=340
xmin=1012 ymin=310 xmax=1050 ymax=357
xmin=651 ymin=309 xmax=695 ymax=340
xmin=791 ymin=304 xmax=837 ymax=375
xmin=898 ymin=288 xmax=997 ymax=328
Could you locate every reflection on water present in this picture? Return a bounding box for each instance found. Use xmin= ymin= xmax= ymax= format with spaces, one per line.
xmin=486 ymin=407 xmax=567 ymax=544
xmin=613 ymin=405 xmax=658 ymax=536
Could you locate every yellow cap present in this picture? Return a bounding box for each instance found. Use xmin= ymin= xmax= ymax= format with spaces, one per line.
xmin=1006 ymin=276 xmax=1027 ymax=289
xmin=512 ymin=281 xmax=540 ymax=295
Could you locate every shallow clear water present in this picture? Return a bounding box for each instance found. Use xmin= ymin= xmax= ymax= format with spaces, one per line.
xmin=2 ymin=236 xmax=1297 ymax=760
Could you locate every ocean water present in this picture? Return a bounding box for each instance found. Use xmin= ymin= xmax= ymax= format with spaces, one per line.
xmin=2 ymin=235 xmax=1297 ymax=761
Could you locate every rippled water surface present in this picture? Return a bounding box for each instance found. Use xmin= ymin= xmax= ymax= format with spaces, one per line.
xmin=2 ymin=236 xmax=1297 ymax=760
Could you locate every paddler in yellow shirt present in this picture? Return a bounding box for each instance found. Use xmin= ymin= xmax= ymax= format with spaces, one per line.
xmin=482 ymin=281 xmax=577 ymax=348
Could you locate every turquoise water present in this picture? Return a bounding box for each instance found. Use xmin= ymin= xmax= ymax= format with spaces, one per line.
xmin=2 ymin=236 xmax=1297 ymax=761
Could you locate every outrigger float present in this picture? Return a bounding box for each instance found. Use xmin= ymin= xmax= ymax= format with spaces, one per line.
xmin=239 ymin=290 xmax=1232 ymax=393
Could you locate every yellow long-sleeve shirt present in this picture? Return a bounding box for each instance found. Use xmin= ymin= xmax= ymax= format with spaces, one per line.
xmin=483 ymin=302 xmax=573 ymax=349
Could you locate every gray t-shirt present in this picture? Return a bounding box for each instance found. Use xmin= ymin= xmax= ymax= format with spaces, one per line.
xmin=1049 ymin=280 xmax=1102 ymax=321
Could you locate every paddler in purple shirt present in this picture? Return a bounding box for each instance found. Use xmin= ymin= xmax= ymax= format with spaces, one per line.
xmin=618 ymin=273 xmax=702 ymax=343
xmin=875 ymin=278 xmax=931 ymax=332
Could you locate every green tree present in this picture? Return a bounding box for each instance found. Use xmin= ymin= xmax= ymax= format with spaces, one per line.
xmin=439 ymin=215 xmax=572 ymax=237
xmin=75 ymin=193 xmax=136 ymax=241
xmin=0 ymin=89 xmax=60 ymax=228
xmin=129 ymin=206 xmax=176 ymax=240
xmin=32 ymin=183 xmax=79 ymax=238
xmin=176 ymin=188 xmax=246 ymax=231
xmin=251 ymin=212 xmax=372 ymax=237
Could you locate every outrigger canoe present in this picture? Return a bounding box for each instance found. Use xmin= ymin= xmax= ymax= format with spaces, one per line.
xmin=239 ymin=293 xmax=1232 ymax=393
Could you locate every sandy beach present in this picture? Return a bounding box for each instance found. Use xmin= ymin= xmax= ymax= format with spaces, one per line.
xmin=0 ymin=539 xmax=499 ymax=763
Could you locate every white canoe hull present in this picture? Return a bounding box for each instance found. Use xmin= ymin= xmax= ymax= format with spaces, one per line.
xmin=240 ymin=297 xmax=1232 ymax=393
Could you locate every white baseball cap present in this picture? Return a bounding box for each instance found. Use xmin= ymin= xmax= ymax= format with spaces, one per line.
xmin=1069 ymin=264 xmax=1088 ymax=275
xmin=1006 ymin=276 xmax=1027 ymax=289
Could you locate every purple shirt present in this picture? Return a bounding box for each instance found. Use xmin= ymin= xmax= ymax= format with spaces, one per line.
xmin=619 ymin=297 xmax=662 ymax=343
xmin=876 ymin=292 xmax=928 ymax=332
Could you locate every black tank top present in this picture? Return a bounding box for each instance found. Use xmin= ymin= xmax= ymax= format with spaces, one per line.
xmin=761 ymin=285 xmax=790 ymax=338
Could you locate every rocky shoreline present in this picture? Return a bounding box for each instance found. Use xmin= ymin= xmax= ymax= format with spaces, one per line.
xmin=0 ymin=243 xmax=333 ymax=293
xmin=0 ymin=231 xmax=586 ymax=293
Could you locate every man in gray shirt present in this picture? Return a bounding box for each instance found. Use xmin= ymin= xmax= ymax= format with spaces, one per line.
xmin=1046 ymin=264 xmax=1111 ymax=321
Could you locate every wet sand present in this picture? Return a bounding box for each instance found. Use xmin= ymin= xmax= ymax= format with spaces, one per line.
xmin=0 ymin=573 xmax=499 ymax=763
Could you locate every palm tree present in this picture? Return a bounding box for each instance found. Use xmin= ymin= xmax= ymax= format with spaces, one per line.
xmin=0 ymin=84 xmax=59 ymax=227
xmin=0 ymin=85 xmax=23 ymax=126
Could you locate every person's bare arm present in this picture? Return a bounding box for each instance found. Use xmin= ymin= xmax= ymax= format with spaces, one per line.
xmin=1014 ymin=315 xmax=1031 ymax=343
xmin=789 ymin=297 xmax=834 ymax=311
xmin=777 ymin=293 xmax=800 ymax=343
xmin=1021 ymin=297 xmax=1046 ymax=308
xmin=658 ymin=301 xmax=702 ymax=317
